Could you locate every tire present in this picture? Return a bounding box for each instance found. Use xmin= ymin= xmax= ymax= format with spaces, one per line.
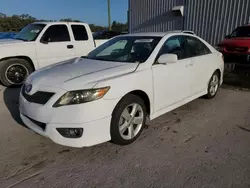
xmin=205 ymin=71 xmax=220 ymax=99
xmin=0 ymin=58 xmax=34 ymax=87
xmin=110 ymin=94 xmax=147 ymax=145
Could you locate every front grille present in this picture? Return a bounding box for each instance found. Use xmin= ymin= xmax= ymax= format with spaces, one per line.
xmin=22 ymin=85 xmax=55 ymax=105
xmin=25 ymin=115 xmax=46 ymax=131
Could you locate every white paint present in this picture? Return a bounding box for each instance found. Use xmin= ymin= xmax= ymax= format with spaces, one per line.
xmin=19 ymin=32 xmax=224 ymax=148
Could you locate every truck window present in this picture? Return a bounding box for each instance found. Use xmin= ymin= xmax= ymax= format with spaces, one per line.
xmin=41 ymin=25 xmax=70 ymax=42
xmin=71 ymin=25 xmax=88 ymax=41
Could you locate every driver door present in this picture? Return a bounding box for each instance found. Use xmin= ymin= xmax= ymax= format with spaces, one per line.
xmin=152 ymin=35 xmax=194 ymax=112
xmin=36 ymin=24 xmax=75 ymax=68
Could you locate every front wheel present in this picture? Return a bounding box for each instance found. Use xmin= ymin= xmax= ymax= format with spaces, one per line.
xmin=205 ymin=72 xmax=220 ymax=99
xmin=0 ymin=58 xmax=33 ymax=87
xmin=110 ymin=94 xmax=147 ymax=145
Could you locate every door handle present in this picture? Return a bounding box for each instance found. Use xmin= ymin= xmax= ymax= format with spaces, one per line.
xmin=67 ymin=45 xmax=74 ymax=49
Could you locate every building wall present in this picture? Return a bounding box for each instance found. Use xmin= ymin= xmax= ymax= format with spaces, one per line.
xmin=129 ymin=0 xmax=250 ymax=45
xmin=184 ymin=0 xmax=250 ymax=45
xmin=129 ymin=0 xmax=184 ymax=33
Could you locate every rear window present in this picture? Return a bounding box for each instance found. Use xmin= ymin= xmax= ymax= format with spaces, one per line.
xmin=71 ymin=25 xmax=89 ymax=41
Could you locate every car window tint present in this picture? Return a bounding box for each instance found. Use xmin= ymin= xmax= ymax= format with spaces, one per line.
xmin=158 ymin=36 xmax=187 ymax=60
xmin=231 ymin=26 xmax=250 ymax=38
xmin=185 ymin=36 xmax=211 ymax=57
xmin=71 ymin=25 xmax=88 ymax=41
xmin=42 ymin=25 xmax=70 ymax=42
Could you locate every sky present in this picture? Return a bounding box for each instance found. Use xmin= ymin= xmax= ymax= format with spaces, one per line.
xmin=1 ymin=0 xmax=128 ymax=26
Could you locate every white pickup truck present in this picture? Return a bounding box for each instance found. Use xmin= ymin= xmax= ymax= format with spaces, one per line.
xmin=0 ymin=22 xmax=108 ymax=86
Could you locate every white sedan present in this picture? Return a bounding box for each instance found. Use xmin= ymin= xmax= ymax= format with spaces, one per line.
xmin=19 ymin=32 xmax=224 ymax=147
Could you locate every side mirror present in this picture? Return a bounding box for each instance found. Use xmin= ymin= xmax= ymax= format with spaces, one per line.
xmin=157 ymin=54 xmax=178 ymax=64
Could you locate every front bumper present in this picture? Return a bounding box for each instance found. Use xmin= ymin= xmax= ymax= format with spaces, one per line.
xmin=19 ymin=86 xmax=119 ymax=147
xmin=20 ymin=113 xmax=111 ymax=147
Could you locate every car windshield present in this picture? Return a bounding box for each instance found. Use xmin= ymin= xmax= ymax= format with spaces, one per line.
xmin=14 ymin=23 xmax=46 ymax=41
xmin=87 ymin=36 xmax=162 ymax=63
xmin=230 ymin=26 xmax=250 ymax=38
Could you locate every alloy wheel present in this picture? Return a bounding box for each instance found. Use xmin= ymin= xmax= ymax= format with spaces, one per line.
xmin=209 ymin=74 xmax=219 ymax=96
xmin=5 ymin=64 xmax=29 ymax=85
xmin=118 ymin=103 xmax=144 ymax=140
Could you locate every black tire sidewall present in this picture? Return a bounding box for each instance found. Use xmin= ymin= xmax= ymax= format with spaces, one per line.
xmin=0 ymin=58 xmax=33 ymax=87
xmin=110 ymin=94 xmax=147 ymax=145
xmin=206 ymin=72 xmax=220 ymax=99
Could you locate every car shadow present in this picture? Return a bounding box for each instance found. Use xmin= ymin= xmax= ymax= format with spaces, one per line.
xmin=3 ymin=87 xmax=27 ymax=128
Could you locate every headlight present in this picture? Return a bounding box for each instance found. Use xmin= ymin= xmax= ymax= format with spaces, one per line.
xmin=53 ymin=87 xmax=110 ymax=107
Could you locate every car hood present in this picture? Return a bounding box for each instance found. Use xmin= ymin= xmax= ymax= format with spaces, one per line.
xmin=0 ymin=39 xmax=25 ymax=45
xmin=219 ymin=38 xmax=250 ymax=47
xmin=27 ymin=58 xmax=138 ymax=89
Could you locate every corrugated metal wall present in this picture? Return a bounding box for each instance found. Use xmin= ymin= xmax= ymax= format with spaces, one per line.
xmin=129 ymin=0 xmax=250 ymax=45
xmin=129 ymin=0 xmax=184 ymax=33
xmin=184 ymin=0 xmax=250 ymax=45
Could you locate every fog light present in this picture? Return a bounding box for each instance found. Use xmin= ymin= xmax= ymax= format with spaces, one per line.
xmin=56 ymin=128 xmax=83 ymax=138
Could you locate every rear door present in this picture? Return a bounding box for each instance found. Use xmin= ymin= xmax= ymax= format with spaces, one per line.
xmin=184 ymin=36 xmax=215 ymax=95
xmin=70 ymin=24 xmax=95 ymax=56
xmin=36 ymin=24 xmax=75 ymax=68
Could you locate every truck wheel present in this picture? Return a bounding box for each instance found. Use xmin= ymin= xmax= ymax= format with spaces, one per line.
xmin=0 ymin=58 xmax=34 ymax=87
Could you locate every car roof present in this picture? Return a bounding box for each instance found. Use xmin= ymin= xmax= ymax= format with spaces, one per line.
xmin=122 ymin=30 xmax=195 ymax=37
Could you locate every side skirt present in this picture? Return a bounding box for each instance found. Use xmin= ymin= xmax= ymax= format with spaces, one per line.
xmin=149 ymin=90 xmax=207 ymax=120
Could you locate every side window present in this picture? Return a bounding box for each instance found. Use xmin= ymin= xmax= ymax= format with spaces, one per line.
xmin=158 ymin=36 xmax=187 ymax=60
xmin=71 ymin=25 xmax=88 ymax=41
xmin=41 ymin=25 xmax=70 ymax=42
xmin=185 ymin=36 xmax=211 ymax=57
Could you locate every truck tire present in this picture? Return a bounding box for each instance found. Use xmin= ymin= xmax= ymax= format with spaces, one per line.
xmin=0 ymin=58 xmax=34 ymax=87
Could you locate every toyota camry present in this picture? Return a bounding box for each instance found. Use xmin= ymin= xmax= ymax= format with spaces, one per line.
xmin=19 ymin=31 xmax=224 ymax=147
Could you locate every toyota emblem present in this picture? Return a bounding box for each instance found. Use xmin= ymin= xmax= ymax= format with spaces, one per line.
xmin=25 ymin=84 xmax=32 ymax=93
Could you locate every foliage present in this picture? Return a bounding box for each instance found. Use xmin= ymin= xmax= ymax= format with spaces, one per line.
xmin=89 ymin=24 xmax=108 ymax=32
xmin=111 ymin=21 xmax=127 ymax=32
xmin=60 ymin=18 xmax=81 ymax=22
xmin=0 ymin=13 xmax=128 ymax=32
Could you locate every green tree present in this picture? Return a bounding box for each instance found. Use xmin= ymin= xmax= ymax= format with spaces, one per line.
xmin=89 ymin=24 xmax=108 ymax=32
xmin=0 ymin=13 xmax=126 ymax=33
xmin=111 ymin=21 xmax=127 ymax=32
xmin=60 ymin=18 xmax=81 ymax=22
